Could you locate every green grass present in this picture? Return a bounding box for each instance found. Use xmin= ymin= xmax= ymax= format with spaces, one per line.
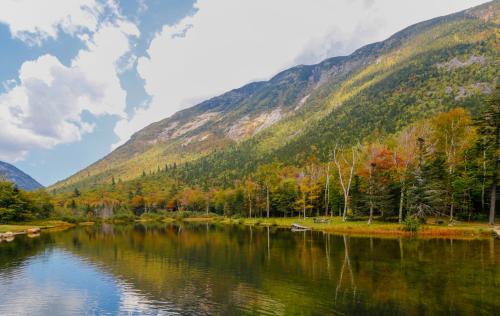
xmin=0 ymin=220 xmax=73 ymax=233
xmin=217 ymin=216 xmax=494 ymax=238
xmin=1 ymin=217 xmax=493 ymax=239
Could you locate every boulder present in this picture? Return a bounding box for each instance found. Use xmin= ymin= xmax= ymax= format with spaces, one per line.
xmin=0 ymin=231 xmax=14 ymax=238
xmin=27 ymin=227 xmax=41 ymax=234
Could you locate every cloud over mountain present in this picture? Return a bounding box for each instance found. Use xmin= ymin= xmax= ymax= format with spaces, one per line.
xmin=0 ymin=19 xmax=138 ymax=161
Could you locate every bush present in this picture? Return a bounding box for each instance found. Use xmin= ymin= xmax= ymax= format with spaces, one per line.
xmin=456 ymin=212 xmax=487 ymax=221
xmin=59 ymin=215 xmax=85 ymax=224
xmin=255 ymin=219 xmax=262 ymax=226
xmin=176 ymin=211 xmax=191 ymax=219
xmin=140 ymin=212 xmax=164 ymax=221
xmin=403 ymin=215 xmax=421 ymax=232
xmin=167 ymin=210 xmax=218 ymax=219
xmin=111 ymin=213 xmax=136 ymax=223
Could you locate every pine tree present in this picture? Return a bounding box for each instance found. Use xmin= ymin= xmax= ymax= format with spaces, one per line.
xmin=473 ymin=87 xmax=499 ymax=225
xmin=406 ymin=137 xmax=445 ymax=220
xmin=350 ymin=175 xmax=365 ymax=216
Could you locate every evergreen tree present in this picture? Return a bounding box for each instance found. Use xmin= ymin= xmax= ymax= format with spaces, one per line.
xmin=350 ymin=175 xmax=365 ymax=216
xmin=406 ymin=137 xmax=445 ymax=220
xmin=473 ymin=87 xmax=499 ymax=225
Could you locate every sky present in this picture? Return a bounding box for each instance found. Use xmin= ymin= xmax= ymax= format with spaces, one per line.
xmin=0 ymin=0 xmax=489 ymax=186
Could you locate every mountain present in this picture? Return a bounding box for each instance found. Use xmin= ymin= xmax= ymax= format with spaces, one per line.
xmin=0 ymin=161 xmax=43 ymax=191
xmin=51 ymin=0 xmax=499 ymax=192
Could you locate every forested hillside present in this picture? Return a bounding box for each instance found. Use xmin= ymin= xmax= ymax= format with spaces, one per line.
xmin=50 ymin=1 xmax=499 ymax=226
xmin=52 ymin=1 xmax=498 ymax=192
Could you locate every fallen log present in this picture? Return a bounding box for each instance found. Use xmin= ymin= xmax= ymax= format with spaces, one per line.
xmin=493 ymin=227 xmax=500 ymax=238
xmin=291 ymin=223 xmax=310 ymax=231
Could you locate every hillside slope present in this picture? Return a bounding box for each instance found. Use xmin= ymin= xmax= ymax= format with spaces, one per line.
xmin=0 ymin=161 xmax=43 ymax=191
xmin=52 ymin=0 xmax=499 ymax=191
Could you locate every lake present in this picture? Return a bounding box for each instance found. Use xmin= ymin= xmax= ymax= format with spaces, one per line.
xmin=0 ymin=223 xmax=498 ymax=315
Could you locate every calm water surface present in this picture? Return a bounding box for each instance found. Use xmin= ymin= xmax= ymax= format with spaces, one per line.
xmin=0 ymin=223 xmax=498 ymax=315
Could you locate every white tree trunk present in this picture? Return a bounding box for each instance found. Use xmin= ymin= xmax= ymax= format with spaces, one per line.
xmin=266 ymin=185 xmax=270 ymax=218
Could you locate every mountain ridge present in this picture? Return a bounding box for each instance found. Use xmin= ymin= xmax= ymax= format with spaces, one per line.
xmin=51 ymin=0 xmax=499 ymax=191
xmin=0 ymin=161 xmax=43 ymax=191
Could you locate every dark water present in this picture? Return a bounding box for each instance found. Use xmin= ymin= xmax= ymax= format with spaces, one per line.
xmin=0 ymin=223 xmax=498 ymax=315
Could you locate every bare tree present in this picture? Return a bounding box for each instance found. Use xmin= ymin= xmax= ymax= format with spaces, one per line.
xmin=333 ymin=144 xmax=359 ymax=221
xmin=324 ymin=161 xmax=331 ymax=216
xmin=394 ymin=127 xmax=419 ymax=223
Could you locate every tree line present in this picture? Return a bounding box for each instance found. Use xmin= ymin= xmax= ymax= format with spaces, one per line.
xmin=57 ymin=91 xmax=498 ymax=225
xmin=0 ymin=181 xmax=53 ymax=222
xmin=165 ymin=106 xmax=497 ymax=224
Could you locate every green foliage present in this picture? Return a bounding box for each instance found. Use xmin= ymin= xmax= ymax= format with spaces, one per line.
xmin=406 ymin=139 xmax=446 ymax=219
xmin=49 ymin=104 xmax=496 ymax=225
xmin=110 ymin=213 xmax=136 ymax=223
xmin=140 ymin=212 xmax=165 ymax=221
xmin=272 ymin=178 xmax=299 ymax=217
xmin=402 ymin=215 xmax=422 ymax=232
xmin=45 ymin=3 xmax=498 ymax=225
xmin=0 ymin=181 xmax=54 ymax=223
xmin=51 ymin=4 xmax=498 ymax=193
xmin=57 ymin=215 xmax=85 ymax=224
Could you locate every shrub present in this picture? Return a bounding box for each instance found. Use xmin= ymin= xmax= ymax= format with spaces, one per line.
xmin=111 ymin=213 xmax=136 ymax=223
xmin=140 ymin=212 xmax=164 ymax=221
xmin=403 ymin=215 xmax=421 ymax=232
xmin=59 ymin=215 xmax=85 ymax=224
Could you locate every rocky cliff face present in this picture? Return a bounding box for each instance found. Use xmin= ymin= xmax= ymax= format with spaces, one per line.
xmin=51 ymin=0 xmax=499 ymax=191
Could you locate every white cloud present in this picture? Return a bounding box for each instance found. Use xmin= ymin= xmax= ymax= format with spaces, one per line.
xmin=0 ymin=0 xmax=490 ymax=158
xmin=0 ymin=0 xmax=104 ymax=45
xmin=114 ymin=0 xmax=489 ymax=147
xmin=0 ymin=20 xmax=139 ymax=162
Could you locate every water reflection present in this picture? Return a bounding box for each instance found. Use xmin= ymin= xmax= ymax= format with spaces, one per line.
xmin=0 ymin=223 xmax=499 ymax=315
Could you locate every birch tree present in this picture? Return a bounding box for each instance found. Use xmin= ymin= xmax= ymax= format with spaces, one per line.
xmin=393 ymin=125 xmax=421 ymax=223
xmin=431 ymin=108 xmax=474 ymax=220
xmin=333 ymin=144 xmax=359 ymax=221
xmin=244 ymin=179 xmax=257 ymax=218
xmin=256 ymin=163 xmax=280 ymax=218
xmin=324 ymin=161 xmax=331 ymax=216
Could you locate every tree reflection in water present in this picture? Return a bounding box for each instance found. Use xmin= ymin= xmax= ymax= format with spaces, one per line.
xmin=0 ymin=223 xmax=498 ymax=315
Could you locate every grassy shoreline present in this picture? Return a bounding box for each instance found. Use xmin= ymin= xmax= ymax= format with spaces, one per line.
xmin=1 ymin=216 xmax=496 ymax=239
xmin=177 ymin=216 xmax=496 ymax=238
xmin=0 ymin=220 xmax=74 ymax=234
